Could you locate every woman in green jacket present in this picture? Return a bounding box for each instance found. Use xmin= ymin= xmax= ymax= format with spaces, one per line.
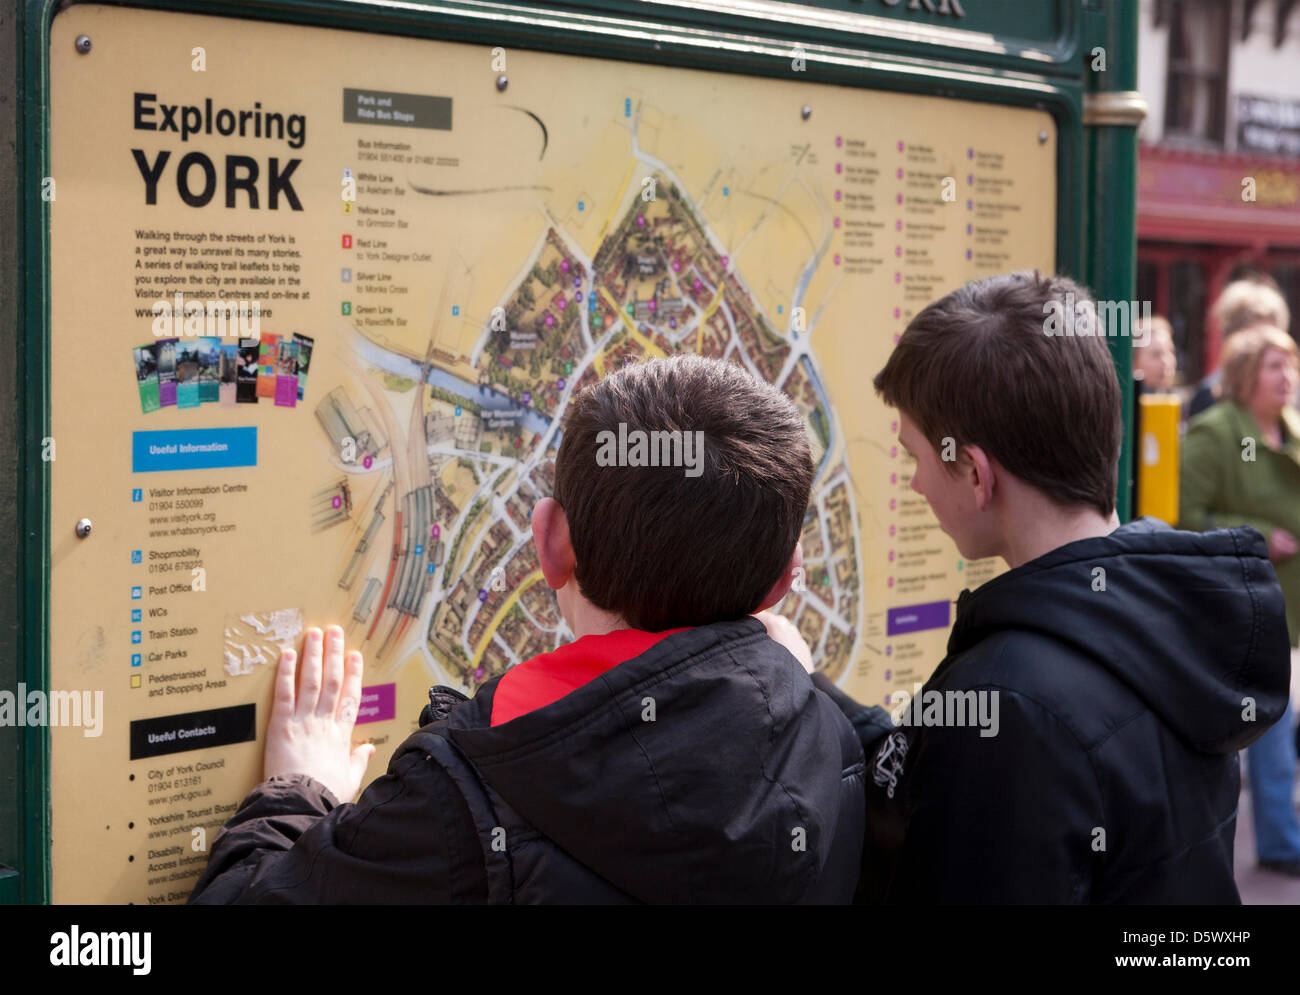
xmin=1180 ymin=324 xmax=1300 ymax=877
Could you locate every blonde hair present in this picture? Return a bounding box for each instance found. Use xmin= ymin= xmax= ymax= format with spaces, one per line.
xmin=1213 ymin=280 xmax=1290 ymax=336
xmin=1218 ymin=326 xmax=1300 ymax=404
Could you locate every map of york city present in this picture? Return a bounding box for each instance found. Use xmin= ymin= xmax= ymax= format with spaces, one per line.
xmin=319 ymin=100 xmax=862 ymax=691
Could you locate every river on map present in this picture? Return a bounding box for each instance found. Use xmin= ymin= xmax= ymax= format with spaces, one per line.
xmin=350 ymin=329 xmax=553 ymax=439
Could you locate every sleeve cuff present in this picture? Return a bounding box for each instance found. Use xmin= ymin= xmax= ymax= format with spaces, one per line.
xmin=258 ymin=773 xmax=341 ymax=811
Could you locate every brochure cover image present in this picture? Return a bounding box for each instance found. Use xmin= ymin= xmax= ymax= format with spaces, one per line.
xmin=156 ymin=337 xmax=178 ymax=407
xmin=237 ymin=338 xmax=260 ymax=403
xmin=133 ymin=344 xmax=160 ymax=414
xmin=175 ymin=340 xmax=201 ymax=409
xmin=197 ymin=336 xmax=221 ymax=404
xmin=275 ymin=340 xmax=299 ymax=408
xmin=293 ymin=332 xmax=315 ymax=401
xmin=219 ymin=343 xmax=238 ymax=407
xmin=257 ymin=333 xmax=279 ymax=399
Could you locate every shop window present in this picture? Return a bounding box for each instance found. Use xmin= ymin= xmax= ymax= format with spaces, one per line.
xmin=1164 ymin=0 xmax=1231 ymax=145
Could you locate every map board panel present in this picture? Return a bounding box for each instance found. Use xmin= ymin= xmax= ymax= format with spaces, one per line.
xmin=47 ymin=5 xmax=1055 ymax=902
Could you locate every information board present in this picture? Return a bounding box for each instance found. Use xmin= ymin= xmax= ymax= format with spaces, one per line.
xmin=47 ymin=4 xmax=1055 ymax=902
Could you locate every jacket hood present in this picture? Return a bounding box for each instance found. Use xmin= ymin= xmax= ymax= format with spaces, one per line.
xmin=948 ymin=518 xmax=1292 ymax=754
xmin=446 ymin=617 xmax=855 ymax=903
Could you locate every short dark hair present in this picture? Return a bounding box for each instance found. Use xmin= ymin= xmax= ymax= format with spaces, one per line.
xmin=873 ymin=270 xmax=1122 ymax=517
xmin=554 ymin=355 xmax=812 ymax=631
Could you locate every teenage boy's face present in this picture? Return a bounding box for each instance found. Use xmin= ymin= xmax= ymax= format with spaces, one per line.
xmin=897 ymin=411 xmax=989 ymax=560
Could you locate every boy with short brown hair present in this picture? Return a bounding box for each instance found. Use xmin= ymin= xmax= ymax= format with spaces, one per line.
xmin=814 ymin=270 xmax=1292 ymax=903
xmin=192 ymin=354 xmax=866 ymax=904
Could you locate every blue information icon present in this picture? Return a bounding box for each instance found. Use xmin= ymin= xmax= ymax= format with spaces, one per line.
xmin=131 ymin=609 xmax=141 ymax=622
xmin=427 ymin=564 xmax=436 ymax=575
xmin=415 ymin=544 xmax=424 ymax=556
xmin=131 ymin=631 xmax=142 ymax=645
xmin=131 ymin=550 xmax=142 ymax=564
xmin=131 ymin=586 xmax=142 ymax=600
xmin=132 ymin=489 xmax=142 ymax=503
xmin=131 ymin=654 xmax=141 ymax=668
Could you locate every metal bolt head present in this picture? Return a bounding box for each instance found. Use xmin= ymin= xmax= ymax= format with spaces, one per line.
xmin=1038 ymin=130 xmax=1048 ymax=144
xmin=496 ymin=74 xmax=508 ymax=92
xmin=75 ymin=34 xmax=91 ymax=54
xmin=801 ymin=105 xmax=812 ymax=120
xmin=75 ymin=518 xmax=92 ymax=538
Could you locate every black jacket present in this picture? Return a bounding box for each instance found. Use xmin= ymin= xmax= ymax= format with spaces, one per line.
xmin=820 ymin=519 xmax=1292 ymax=904
xmin=189 ymin=617 xmax=866 ymax=904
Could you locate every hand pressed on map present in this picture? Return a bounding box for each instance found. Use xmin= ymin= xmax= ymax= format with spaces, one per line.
xmin=263 ymin=625 xmax=375 ymax=803
xmin=755 ymin=610 xmax=815 ymax=675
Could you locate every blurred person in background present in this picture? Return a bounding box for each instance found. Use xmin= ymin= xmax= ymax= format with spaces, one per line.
xmin=1181 ymin=325 xmax=1300 ymax=877
xmin=1187 ymin=276 xmax=1291 ymax=419
xmin=1134 ymin=314 xmax=1178 ymax=393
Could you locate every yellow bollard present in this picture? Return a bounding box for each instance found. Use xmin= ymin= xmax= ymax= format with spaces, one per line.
xmin=1137 ymin=393 xmax=1182 ymax=524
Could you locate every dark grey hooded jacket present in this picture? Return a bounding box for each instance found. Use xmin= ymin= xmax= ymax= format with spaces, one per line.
xmin=817 ymin=520 xmax=1292 ymax=904
xmin=190 ymin=617 xmax=866 ymax=904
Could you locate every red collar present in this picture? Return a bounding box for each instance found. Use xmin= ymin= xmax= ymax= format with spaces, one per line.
xmin=490 ymin=627 xmax=688 ymax=726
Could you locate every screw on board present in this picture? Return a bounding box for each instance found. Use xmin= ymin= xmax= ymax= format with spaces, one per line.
xmin=75 ymin=518 xmax=92 ymax=538
xmin=75 ymin=34 xmax=91 ymax=54
xmin=1039 ymin=130 xmax=1048 ymax=144
xmin=496 ymin=74 xmax=508 ymax=92
xmin=801 ymin=105 xmax=812 ymax=120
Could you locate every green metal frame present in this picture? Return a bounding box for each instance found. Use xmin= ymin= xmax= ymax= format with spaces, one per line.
xmin=540 ymin=0 xmax=1084 ymax=72
xmin=1082 ymin=0 xmax=1140 ymax=522
xmin=5 ymin=0 xmax=1133 ymax=903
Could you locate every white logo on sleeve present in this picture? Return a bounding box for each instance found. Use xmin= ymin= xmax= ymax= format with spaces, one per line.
xmin=872 ymin=731 xmax=909 ymax=799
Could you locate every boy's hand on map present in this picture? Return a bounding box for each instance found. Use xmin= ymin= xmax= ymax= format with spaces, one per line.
xmin=264 ymin=625 xmax=375 ymax=803
xmin=755 ymin=610 xmax=815 ymax=675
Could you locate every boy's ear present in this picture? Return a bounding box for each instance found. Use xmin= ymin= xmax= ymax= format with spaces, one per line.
xmin=753 ymin=541 xmax=803 ymax=613
xmin=531 ymin=497 xmax=576 ymax=591
xmin=964 ymin=444 xmax=996 ymax=512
